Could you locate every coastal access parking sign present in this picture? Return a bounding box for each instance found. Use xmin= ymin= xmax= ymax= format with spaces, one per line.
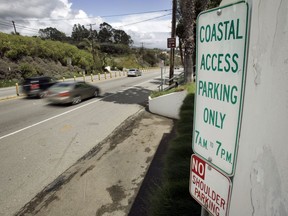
xmin=192 ymin=1 xmax=249 ymax=176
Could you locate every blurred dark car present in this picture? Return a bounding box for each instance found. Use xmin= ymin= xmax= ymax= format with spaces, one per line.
xmin=127 ymin=68 xmax=142 ymax=77
xmin=22 ymin=76 xmax=57 ymax=98
xmin=46 ymin=81 xmax=100 ymax=105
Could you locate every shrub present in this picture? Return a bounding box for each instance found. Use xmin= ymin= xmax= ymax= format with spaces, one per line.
xmin=150 ymin=82 xmax=195 ymax=99
xmin=19 ymin=63 xmax=37 ymax=78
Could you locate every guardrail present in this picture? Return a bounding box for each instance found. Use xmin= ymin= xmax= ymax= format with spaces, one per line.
xmin=158 ymin=72 xmax=185 ymax=91
xmin=0 ymin=68 xmax=160 ymax=100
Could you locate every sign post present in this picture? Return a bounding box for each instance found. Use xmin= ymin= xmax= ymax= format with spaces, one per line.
xmin=192 ymin=1 xmax=249 ymax=176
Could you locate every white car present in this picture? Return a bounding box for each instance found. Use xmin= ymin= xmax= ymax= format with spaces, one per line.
xmin=127 ymin=68 xmax=142 ymax=77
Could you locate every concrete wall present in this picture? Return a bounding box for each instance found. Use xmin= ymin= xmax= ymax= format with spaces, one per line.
xmin=226 ymin=0 xmax=288 ymax=215
xmin=148 ymin=90 xmax=187 ymax=119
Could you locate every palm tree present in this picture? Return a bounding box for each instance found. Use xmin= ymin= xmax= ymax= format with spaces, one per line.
xmin=177 ymin=0 xmax=221 ymax=83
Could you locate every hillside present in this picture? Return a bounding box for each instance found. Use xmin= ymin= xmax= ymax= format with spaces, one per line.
xmin=0 ymin=32 xmax=168 ymax=86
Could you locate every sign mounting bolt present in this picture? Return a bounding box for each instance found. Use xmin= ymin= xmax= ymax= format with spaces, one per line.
xmin=208 ymin=157 xmax=212 ymax=170
xmin=217 ymin=9 xmax=222 ymax=16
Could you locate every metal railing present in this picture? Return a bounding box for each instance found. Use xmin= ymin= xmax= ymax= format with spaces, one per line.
xmin=158 ymin=71 xmax=185 ymax=91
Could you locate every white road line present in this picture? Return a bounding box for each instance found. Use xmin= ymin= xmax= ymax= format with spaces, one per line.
xmin=0 ymin=78 xmax=154 ymax=141
xmin=0 ymin=98 xmax=102 ymax=141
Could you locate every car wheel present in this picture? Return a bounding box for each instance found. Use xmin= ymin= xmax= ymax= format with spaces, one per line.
xmin=72 ymin=96 xmax=81 ymax=105
xmin=38 ymin=91 xmax=46 ymax=98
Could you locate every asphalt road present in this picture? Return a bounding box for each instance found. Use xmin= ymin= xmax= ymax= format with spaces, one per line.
xmin=0 ymin=69 xmax=167 ymax=216
xmin=0 ymin=86 xmax=19 ymax=99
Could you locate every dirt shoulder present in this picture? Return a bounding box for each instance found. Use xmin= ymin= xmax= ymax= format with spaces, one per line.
xmin=16 ymin=110 xmax=174 ymax=216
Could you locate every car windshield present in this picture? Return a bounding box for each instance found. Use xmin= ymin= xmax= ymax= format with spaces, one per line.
xmin=49 ymin=83 xmax=73 ymax=92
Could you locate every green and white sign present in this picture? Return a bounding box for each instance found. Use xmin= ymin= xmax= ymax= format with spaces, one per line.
xmin=192 ymin=1 xmax=249 ymax=176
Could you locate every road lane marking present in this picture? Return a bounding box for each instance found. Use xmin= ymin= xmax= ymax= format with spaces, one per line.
xmin=0 ymin=78 xmax=155 ymax=141
xmin=0 ymin=98 xmax=102 ymax=141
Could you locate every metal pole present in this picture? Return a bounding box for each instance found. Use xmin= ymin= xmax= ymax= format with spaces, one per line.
xmin=161 ymin=67 xmax=164 ymax=91
xmin=201 ymin=207 xmax=210 ymax=216
xmin=169 ymin=0 xmax=177 ymax=84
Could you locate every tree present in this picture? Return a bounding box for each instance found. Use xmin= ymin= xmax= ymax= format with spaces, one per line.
xmin=98 ymin=22 xmax=113 ymax=43
xmin=97 ymin=22 xmax=133 ymax=47
xmin=100 ymin=43 xmax=130 ymax=55
xmin=176 ymin=19 xmax=185 ymax=67
xmin=113 ymin=29 xmax=133 ymax=46
xmin=177 ymin=0 xmax=221 ymax=83
xmin=71 ymin=24 xmax=90 ymax=42
xmin=39 ymin=27 xmax=62 ymax=41
xmin=178 ymin=0 xmax=196 ymax=83
xmin=39 ymin=27 xmax=67 ymax=41
xmin=142 ymin=50 xmax=158 ymax=66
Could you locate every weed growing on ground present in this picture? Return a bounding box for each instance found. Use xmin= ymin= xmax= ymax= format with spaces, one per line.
xmin=147 ymin=88 xmax=201 ymax=216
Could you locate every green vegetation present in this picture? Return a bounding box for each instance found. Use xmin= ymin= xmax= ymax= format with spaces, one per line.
xmin=0 ymin=32 xmax=94 ymax=81
xmin=147 ymin=86 xmax=201 ymax=215
xmin=0 ymin=30 xmax=171 ymax=86
xmin=0 ymin=80 xmax=18 ymax=88
xmin=150 ymin=82 xmax=196 ymax=98
xmin=0 ymin=33 xmax=90 ymax=65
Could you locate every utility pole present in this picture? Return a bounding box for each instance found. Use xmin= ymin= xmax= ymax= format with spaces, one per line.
xmin=87 ymin=23 xmax=96 ymax=40
xmin=87 ymin=23 xmax=96 ymax=49
xmin=87 ymin=23 xmax=96 ymax=32
xmin=87 ymin=23 xmax=97 ymax=71
xmin=169 ymin=0 xmax=177 ymax=85
xmin=12 ymin=21 xmax=17 ymax=35
xmin=140 ymin=42 xmax=144 ymax=68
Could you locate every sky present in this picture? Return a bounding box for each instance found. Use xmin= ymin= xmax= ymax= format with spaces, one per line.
xmin=0 ymin=0 xmax=173 ymax=49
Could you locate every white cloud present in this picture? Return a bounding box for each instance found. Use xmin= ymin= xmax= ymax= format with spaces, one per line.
xmin=110 ymin=13 xmax=171 ymax=49
xmin=0 ymin=0 xmax=171 ymax=49
xmin=0 ymin=0 xmax=62 ymax=18
xmin=50 ymin=0 xmax=72 ymax=18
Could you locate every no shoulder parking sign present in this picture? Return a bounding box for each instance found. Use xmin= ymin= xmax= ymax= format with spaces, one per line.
xmin=190 ymin=154 xmax=232 ymax=216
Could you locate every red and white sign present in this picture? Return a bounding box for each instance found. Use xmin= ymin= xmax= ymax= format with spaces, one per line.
xmin=167 ymin=37 xmax=176 ymax=48
xmin=190 ymin=154 xmax=232 ymax=216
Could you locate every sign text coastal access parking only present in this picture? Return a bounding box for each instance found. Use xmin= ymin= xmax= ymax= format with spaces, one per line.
xmin=192 ymin=1 xmax=249 ymax=176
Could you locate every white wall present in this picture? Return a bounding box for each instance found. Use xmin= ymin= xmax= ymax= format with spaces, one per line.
xmin=227 ymin=0 xmax=288 ymax=215
xmin=149 ymin=91 xmax=187 ymax=119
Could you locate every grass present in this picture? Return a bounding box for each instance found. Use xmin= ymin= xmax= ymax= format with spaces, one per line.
xmin=0 ymin=80 xmax=18 ymax=88
xmin=147 ymin=87 xmax=201 ymax=216
xmin=150 ymin=82 xmax=196 ymax=99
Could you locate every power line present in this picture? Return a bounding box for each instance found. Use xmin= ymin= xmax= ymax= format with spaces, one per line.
xmin=10 ymin=9 xmax=172 ymax=22
xmin=0 ymin=10 xmax=172 ymax=35
xmin=12 ymin=23 xmax=39 ymax=31
xmin=0 ymin=21 xmax=39 ymax=34
xmin=14 ymin=26 xmax=38 ymax=33
xmin=0 ymin=21 xmax=12 ymax=28
xmin=118 ymin=13 xmax=172 ymax=28
xmin=101 ymin=9 xmax=172 ymax=18
xmin=0 ymin=20 xmax=37 ymax=31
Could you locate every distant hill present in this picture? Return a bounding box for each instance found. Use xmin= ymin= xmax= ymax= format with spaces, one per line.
xmin=0 ymin=32 xmax=94 ymax=80
xmin=0 ymin=32 xmax=168 ymax=84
